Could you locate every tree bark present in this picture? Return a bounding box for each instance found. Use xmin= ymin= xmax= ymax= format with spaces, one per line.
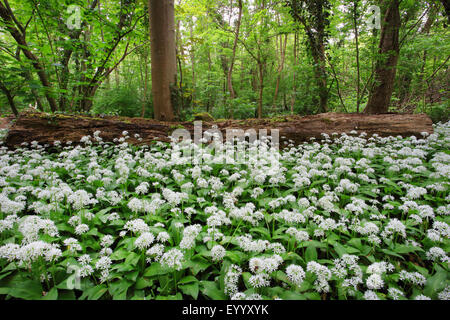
xmin=5 ymin=112 xmax=434 ymax=149
xmin=149 ymin=0 xmax=177 ymax=121
xmin=290 ymin=33 xmax=298 ymax=115
xmin=227 ymin=0 xmax=243 ymax=119
xmin=0 ymin=81 xmax=18 ymax=116
xmin=257 ymin=59 xmax=264 ymax=119
xmin=273 ymin=33 xmax=288 ymax=110
xmin=353 ymin=1 xmax=361 ymax=113
xmin=364 ymin=0 xmax=401 ymax=114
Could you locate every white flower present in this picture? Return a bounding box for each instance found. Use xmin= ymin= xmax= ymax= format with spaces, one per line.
xmin=79 ymin=264 xmax=94 ymax=278
xmin=134 ymin=232 xmax=155 ymax=250
xmin=78 ymin=254 xmax=92 ymax=265
xmin=366 ymin=274 xmax=384 ymax=290
xmin=414 ymin=294 xmax=431 ymax=300
xmin=100 ymin=235 xmax=114 ymax=248
xmin=127 ymin=198 xmax=143 ymax=213
xmin=363 ymin=290 xmax=380 ymax=300
xmin=156 ymin=232 xmax=170 ymax=243
xmin=63 ymin=238 xmax=82 ymax=252
xmin=211 ymin=245 xmax=226 ymax=261
xmin=75 ymin=224 xmax=89 ymax=235
xmin=179 ymin=224 xmax=202 ymax=250
xmin=160 ymin=248 xmax=184 ymax=270
xmin=307 ymin=261 xmax=331 ymax=293
xmin=0 ymin=243 xmax=20 ymax=262
xmin=438 ymin=286 xmax=450 ymax=300
xmin=388 ymin=288 xmax=404 ymax=300
xmin=124 ymin=219 xmax=150 ymax=234
xmin=286 ymin=265 xmax=305 ymax=287
xmin=248 ymin=273 xmax=270 ymax=288
xmin=426 ymin=247 xmax=449 ymax=263
xmin=224 ymin=265 xmax=242 ymax=296
xmin=95 ymin=256 xmax=112 ymax=270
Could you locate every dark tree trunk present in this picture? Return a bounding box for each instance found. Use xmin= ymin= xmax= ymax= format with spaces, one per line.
xmin=149 ymin=0 xmax=177 ymax=121
xmin=0 ymin=81 xmax=18 ymax=116
xmin=364 ymin=0 xmax=401 ymax=114
xmin=227 ymin=0 xmax=243 ymax=119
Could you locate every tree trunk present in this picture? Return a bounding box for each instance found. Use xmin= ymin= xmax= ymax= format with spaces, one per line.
xmin=227 ymin=0 xmax=243 ymax=119
xmin=0 ymin=81 xmax=18 ymax=116
xmin=290 ymin=33 xmax=298 ymax=115
xmin=257 ymin=60 xmax=264 ymax=119
xmin=273 ymin=33 xmax=288 ymax=110
xmin=440 ymin=0 xmax=450 ymax=23
xmin=149 ymin=0 xmax=176 ymax=121
xmin=189 ymin=23 xmax=196 ymax=103
xmin=364 ymin=0 xmax=401 ymax=114
xmin=353 ymin=0 xmax=361 ymax=113
xmin=142 ymin=49 xmax=149 ymax=118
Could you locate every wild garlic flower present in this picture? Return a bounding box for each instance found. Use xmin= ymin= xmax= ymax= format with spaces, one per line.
xmin=211 ymin=245 xmax=226 ymax=261
xmin=75 ymin=224 xmax=89 ymax=235
xmin=363 ymin=290 xmax=380 ymax=300
xmin=160 ymin=248 xmax=184 ymax=271
xmin=134 ymin=232 xmax=155 ymax=250
xmin=78 ymin=254 xmax=92 ymax=265
xmin=95 ymin=256 xmax=112 ymax=270
xmin=63 ymin=238 xmax=82 ymax=252
xmin=224 ymin=265 xmax=242 ymax=296
xmin=124 ymin=219 xmax=150 ymax=234
xmin=100 ymin=235 xmax=114 ymax=248
xmin=248 ymin=273 xmax=270 ymax=288
xmin=146 ymin=244 xmax=165 ymax=263
xmin=286 ymin=265 xmax=305 ymax=287
xmin=156 ymin=231 xmax=170 ymax=243
xmin=307 ymin=261 xmax=331 ymax=293
xmin=426 ymin=247 xmax=449 ymax=263
xmin=398 ymin=271 xmax=426 ymax=286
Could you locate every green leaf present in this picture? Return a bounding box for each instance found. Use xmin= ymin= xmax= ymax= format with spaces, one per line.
xmin=179 ymin=282 xmax=199 ymax=299
xmin=178 ymin=275 xmax=198 ymax=285
xmin=2 ymin=279 xmax=43 ymax=300
xmin=380 ymin=249 xmax=405 ymax=260
xmin=109 ymin=280 xmax=132 ymax=300
xmin=110 ymin=248 xmax=130 ymax=261
xmin=42 ymin=287 xmax=58 ymax=300
xmin=155 ymin=293 xmax=183 ymax=300
xmin=200 ymin=281 xmax=227 ymax=300
xmin=394 ymin=244 xmax=423 ymax=254
xmin=80 ymin=284 xmax=108 ymax=300
xmin=125 ymin=252 xmax=141 ymax=266
xmin=135 ymin=277 xmax=153 ymax=290
xmin=280 ymin=290 xmax=306 ymax=300
xmin=333 ymin=243 xmax=347 ymax=257
xmin=424 ymin=270 xmax=448 ymax=298
xmin=187 ymin=256 xmax=211 ymax=275
xmin=305 ymin=246 xmax=317 ymax=262
xmin=144 ymin=263 xmax=169 ymax=277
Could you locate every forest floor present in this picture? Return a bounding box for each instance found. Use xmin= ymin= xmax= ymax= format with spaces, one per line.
xmin=0 ymin=117 xmax=10 ymax=130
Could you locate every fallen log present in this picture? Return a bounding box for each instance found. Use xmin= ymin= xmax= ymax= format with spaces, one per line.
xmin=2 ymin=112 xmax=434 ymax=149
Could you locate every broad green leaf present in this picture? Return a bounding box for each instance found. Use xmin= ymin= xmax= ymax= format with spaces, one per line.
xmin=200 ymin=281 xmax=226 ymax=300
xmin=179 ymin=282 xmax=199 ymax=299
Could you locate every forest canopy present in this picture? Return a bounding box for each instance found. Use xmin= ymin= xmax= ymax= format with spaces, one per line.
xmin=0 ymin=0 xmax=449 ymax=122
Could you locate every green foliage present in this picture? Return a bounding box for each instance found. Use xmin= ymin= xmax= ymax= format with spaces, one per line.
xmin=425 ymin=100 xmax=450 ymax=124
xmin=92 ymin=85 xmax=149 ymax=118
